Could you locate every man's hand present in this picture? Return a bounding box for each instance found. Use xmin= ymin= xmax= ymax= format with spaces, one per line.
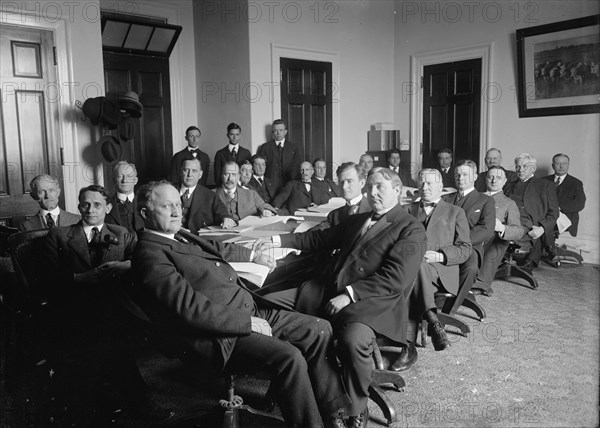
xmin=423 ymin=250 xmax=444 ymax=264
xmin=250 ymin=316 xmax=272 ymax=336
xmin=325 ymin=294 xmax=351 ymax=316
xmin=253 ymin=252 xmax=277 ymax=272
xmin=221 ymin=218 xmax=237 ymax=229
xmin=495 ymin=218 xmax=506 ymax=234
xmin=252 ymin=237 xmax=275 ymax=251
xmin=528 ymin=225 xmax=545 ymax=239
xmin=98 ymin=260 xmax=131 ymax=280
xmin=261 ymin=209 xmax=274 ymax=218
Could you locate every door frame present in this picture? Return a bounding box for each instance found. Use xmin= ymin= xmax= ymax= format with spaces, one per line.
xmin=410 ymin=43 xmax=493 ymax=172
xmin=2 ymin=11 xmax=79 ymax=211
xmin=271 ymin=44 xmax=339 ymax=166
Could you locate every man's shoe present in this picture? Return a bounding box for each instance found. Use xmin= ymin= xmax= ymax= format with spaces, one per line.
xmin=324 ymin=409 xmax=347 ymax=428
xmin=542 ymin=255 xmax=560 ymax=268
xmin=390 ymin=342 xmax=418 ymax=372
xmin=471 ymin=288 xmax=493 ymax=297
xmin=429 ymin=321 xmax=451 ymax=351
xmin=347 ymin=407 xmax=369 ymax=428
xmin=127 ymin=396 xmax=176 ymax=423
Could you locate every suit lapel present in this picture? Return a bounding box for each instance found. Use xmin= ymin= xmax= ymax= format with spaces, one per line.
xmin=67 ymin=224 xmax=92 ymax=267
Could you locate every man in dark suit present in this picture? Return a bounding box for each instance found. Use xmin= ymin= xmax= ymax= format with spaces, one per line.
xmin=272 ymin=161 xmax=322 ymax=215
xmin=169 ymin=126 xmax=210 ymax=186
xmin=436 ymin=148 xmax=455 ymax=188
xmin=213 ymin=122 xmax=252 ymax=186
xmin=444 ymin=160 xmax=495 ymax=299
xmin=215 ymin=161 xmax=277 ymax=220
xmin=131 ymin=180 xmax=350 ymax=428
xmin=542 ymin=153 xmax=586 ymax=237
xmin=408 ymin=169 xmax=472 ymax=354
xmin=387 ymin=148 xmax=417 ymax=188
xmin=40 ymin=185 xmax=173 ymax=423
xmin=475 ymin=167 xmax=525 ymax=296
xmin=505 ymin=153 xmax=560 ymax=269
xmin=178 ymin=158 xmax=235 ymax=233
xmin=262 ymin=168 xmax=427 ymax=427
xmin=312 ymin=158 xmax=342 ymax=202
xmin=19 ymin=174 xmax=80 ymax=231
xmin=104 ymin=161 xmax=144 ymax=233
xmin=247 ymin=154 xmax=280 ymax=203
xmin=474 ymin=148 xmax=518 ymax=193
xmin=257 ymin=119 xmax=301 ymax=185
xmin=313 ymin=162 xmax=370 ymax=231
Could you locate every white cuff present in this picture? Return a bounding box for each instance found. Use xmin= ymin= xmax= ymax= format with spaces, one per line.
xmin=271 ymin=235 xmax=282 ymax=247
xmin=345 ymin=286 xmax=356 ymax=302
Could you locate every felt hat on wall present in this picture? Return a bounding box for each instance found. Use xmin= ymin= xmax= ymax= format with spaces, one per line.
xmin=118 ymin=91 xmax=143 ymax=118
xmin=118 ymin=117 xmax=136 ymax=141
xmin=96 ymin=135 xmax=122 ymax=164
xmin=99 ymin=98 xmax=121 ymax=130
xmin=81 ymin=97 xmax=104 ymax=126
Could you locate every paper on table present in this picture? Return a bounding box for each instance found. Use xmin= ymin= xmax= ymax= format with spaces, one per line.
xmin=229 ymin=262 xmax=271 ymax=287
xmin=306 ymin=197 xmax=346 ymax=213
xmin=557 ymin=212 xmax=572 ymax=233
xmin=294 ymin=220 xmax=320 ymax=233
xmin=238 ymin=215 xmax=304 ymax=227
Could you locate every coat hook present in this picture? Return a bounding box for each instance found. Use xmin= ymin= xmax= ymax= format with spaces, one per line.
xmin=75 ymin=99 xmax=87 ymax=122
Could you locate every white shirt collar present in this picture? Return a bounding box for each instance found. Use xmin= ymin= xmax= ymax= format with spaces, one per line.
xmin=228 ymin=144 xmax=239 ymax=152
xmin=253 ymin=174 xmax=264 ymax=181
xmin=555 ymin=174 xmax=566 ymax=183
xmin=40 ymin=206 xmax=60 ymax=217
xmin=347 ymin=195 xmax=363 ymax=206
xmin=459 ymin=187 xmax=475 ymax=196
xmin=373 ymin=204 xmax=396 ymax=218
xmin=117 ymin=192 xmax=134 ymax=202
xmin=82 ymin=223 xmax=104 ymax=242
xmin=485 ymin=190 xmax=502 ymax=196
xmin=275 ymin=139 xmax=285 ymax=147
xmin=146 ymin=229 xmax=176 ymax=241
xmin=187 ymin=146 xmax=199 ymax=152
xmin=180 ymin=185 xmax=196 ymax=196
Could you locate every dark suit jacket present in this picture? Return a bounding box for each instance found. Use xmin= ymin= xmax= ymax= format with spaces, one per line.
xmin=437 ymin=167 xmax=455 ymax=189
xmin=506 ymin=177 xmax=560 ymax=234
xmin=104 ymin=196 xmax=144 ymax=233
xmin=407 ymin=200 xmax=472 ymax=295
xmin=474 ymin=167 xmax=518 ymax=193
xmin=184 ymin=185 xmax=232 ymax=233
xmin=312 ymin=177 xmax=341 ymax=204
xmin=213 ymin=145 xmax=252 ymax=186
xmin=444 ymin=189 xmax=495 ymax=259
xmin=257 ymin=140 xmax=301 ymax=184
xmin=131 ymin=230 xmax=266 ymax=373
xmin=542 ymin=174 xmax=586 ymax=236
xmin=247 ymin=176 xmax=280 ymax=204
xmin=313 ymin=196 xmax=371 ymax=231
xmin=272 ymin=180 xmax=321 ymax=215
xmin=169 ymin=147 xmax=210 ymax=187
xmin=19 ymin=208 xmax=80 ymax=231
xmin=280 ymin=203 xmax=427 ymax=345
xmin=214 ymin=186 xmax=276 ymax=220
xmin=490 ymin=192 xmax=524 ymax=241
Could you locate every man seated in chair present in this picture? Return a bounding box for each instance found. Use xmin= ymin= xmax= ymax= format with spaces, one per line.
xmin=407 ymin=169 xmax=472 ymax=354
xmin=178 ymin=158 xmax=236 ymax=233
xmin=260 ymin=168 xmax=426 ymax=427
xmin=504 ymin=153 xmax=559 ymax=270
xmin=443 ymin=160 xmax=496 ymax=297
xmin=474 ymin=148 xmax=518 ymax=193
xmin=104 ymin=161 xmax=144 ymax=233
xmin=131 ymin=180 xmax=350 ymax=428
xmin=40 ymin=184 xmax=173 ymax=422
xmin=540 ymin=153 xmax=586 ymax=265
xmin=19 ymin=174 xmax=80 ymax=231
xmin=475 ymin=167 xmax=525 ymax=295
xmin=215 ymin=161 xmax=277 ymax=221
xmin=271 ymin=161 xmax=322 ymax=215
xmin=247 ymin=154 xmax=280 ymax=204
xmin=312 ymin=158 xmax=342 ymax=202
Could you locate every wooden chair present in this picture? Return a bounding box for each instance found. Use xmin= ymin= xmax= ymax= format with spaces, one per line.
xmin=495 ymin=242 xmax=538 ymax=290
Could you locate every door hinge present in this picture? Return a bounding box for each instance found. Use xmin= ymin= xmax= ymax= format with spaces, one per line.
xmin=53 ymin=47 xmax=57 ymax=66
xmin=60 ymin=147 xmax=64 ymax=166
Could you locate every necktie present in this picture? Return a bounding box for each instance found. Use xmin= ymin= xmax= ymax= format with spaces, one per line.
xmin=348 ymin=205 xmax=359 ymax=215
xmin=89 ymin=227 xmax=102 ymax=267
xmin=181 ymin=188 xmax=190 ymax=204
xmin=421 ymin=202 xmax=436 ymax=208
xmin=231 ymin=148 xmax=237 ymax=159
xmin=123 ymin=198 xmax=132 ymax=209
xmin=190 ymin=149 xmax=198 ymax=158
xmin=257 ymin=177 xmax=264 ymax=186
xmin=174 ymin=234 xmax=190 ymax=244
xmin=555 ymin=176 xmax=561 ymax=185
xmin=303 ymin=181 xmax=311 ymax=192
xmin=46 ymin=213 xmax=55 ymax=228
xmin=371 ymin=212 xmax=383 ymax=222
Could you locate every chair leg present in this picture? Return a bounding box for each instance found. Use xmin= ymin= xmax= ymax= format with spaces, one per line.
xmin=437 ymin=312 xmax=470 ymax=336
xmin=368 ymin=384 xmax=397 ymax=427
xmin=496 ymin=264 xmax=538 ymax=290
xmin=462 ymin=294 xmax=486 ymax=320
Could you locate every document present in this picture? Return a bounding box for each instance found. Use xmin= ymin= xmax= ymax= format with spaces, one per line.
xmin=556 ymin=212 xmax=572 ymax=233
xmin=229 ymin=262 xmax=271 ymax=287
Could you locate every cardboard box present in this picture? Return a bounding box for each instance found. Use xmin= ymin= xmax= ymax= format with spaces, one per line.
xmin=368 ymin=130 xmax=400 ymax=151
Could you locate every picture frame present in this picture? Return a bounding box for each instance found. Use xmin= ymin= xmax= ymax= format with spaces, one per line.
xmin=516 ymin=15 xmax=600 ymax=118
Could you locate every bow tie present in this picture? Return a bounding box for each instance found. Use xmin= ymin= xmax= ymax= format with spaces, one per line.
xmin=421 ymin=202 xmax=436 ymax=208
xmin=371 ymin=212 xmax=384 ymax=221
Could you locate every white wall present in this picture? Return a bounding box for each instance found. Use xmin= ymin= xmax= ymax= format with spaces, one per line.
xmin=393 ymin=0 xmax=600 ymax=262
xmin=247 ymin=0 xmax=396 ymax=169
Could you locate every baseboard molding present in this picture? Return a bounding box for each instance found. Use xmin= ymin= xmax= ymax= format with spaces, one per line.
xmin=556 ymin=233 xmax=599 ymax=265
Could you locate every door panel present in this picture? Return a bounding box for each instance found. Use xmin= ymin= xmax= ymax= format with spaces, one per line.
xmin=0 ymin=25 xmax=62 ymax=223
xmin=423 ymin=58 xmax=481 ymax=170
xmin=280 ymin=58 xmax=333 ymax=176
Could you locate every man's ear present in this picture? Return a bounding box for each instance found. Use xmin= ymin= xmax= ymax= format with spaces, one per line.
xmin=140 ymin=207 xmax=149 ymax=220
xmin=198 ymin=171 xmax=203 ymax=179
xmin=106 ymin=202 xmax=113 ymax=214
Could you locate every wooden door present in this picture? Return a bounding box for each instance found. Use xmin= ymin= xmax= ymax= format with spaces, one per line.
xmin=280 ymin=58 xmax=333 ymax=176
xmin=0 ymin=25 xmax=62 ymax=224
xmin=103 ymin=52 xmax=173 ymax=188
xmin=422 ymin=58 xmax=481 ymax=169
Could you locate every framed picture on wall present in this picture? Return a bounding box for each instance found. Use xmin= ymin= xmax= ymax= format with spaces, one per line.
xmin=516 ymin=14 xmax=600 ymax=118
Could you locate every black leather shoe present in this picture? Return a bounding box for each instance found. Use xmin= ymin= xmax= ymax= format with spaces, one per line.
xmin=542 ymin=255 xmax=560 ymax=268
xmin=127 ymin=396 xmax=176 ymax=423
xmin=429 ymin=321 xmax=451 ymax=351
xmin=471 ymin=288 xmax=493 ymax=297
xmin=347 ymin=407 xmax=369 ymax=428
xmin=325 ymin=409 xmax=347 ymax=428
xmin=390 ymin=342 xmax=417 ymax=372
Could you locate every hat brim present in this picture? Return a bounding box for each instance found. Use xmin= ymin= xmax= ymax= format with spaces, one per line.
xmin=118 ymin=99 xmax=143 ymax=118
xmin=96 ymin=135 xmax=122 ymax=164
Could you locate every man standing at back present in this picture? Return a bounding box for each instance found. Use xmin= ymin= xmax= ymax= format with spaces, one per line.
xmin=20 ymin=174 xmax=80 ymax=231
xmin=105 ymin=161 xmax=144 ymax=233
xmin=436 ymin=148 xmax=456 ymax=188
xmin=387 ymin=148 xmax=417 ymax=188
xmin=474 ymin=148 xmax=518 ymax=193
xmin=169 ymin=126 xmax=210 ymax=187
xmin=213 ymin=122 xmax=252 ymax=186
xmin=258 ymin=119 xmax=301 ymax=185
